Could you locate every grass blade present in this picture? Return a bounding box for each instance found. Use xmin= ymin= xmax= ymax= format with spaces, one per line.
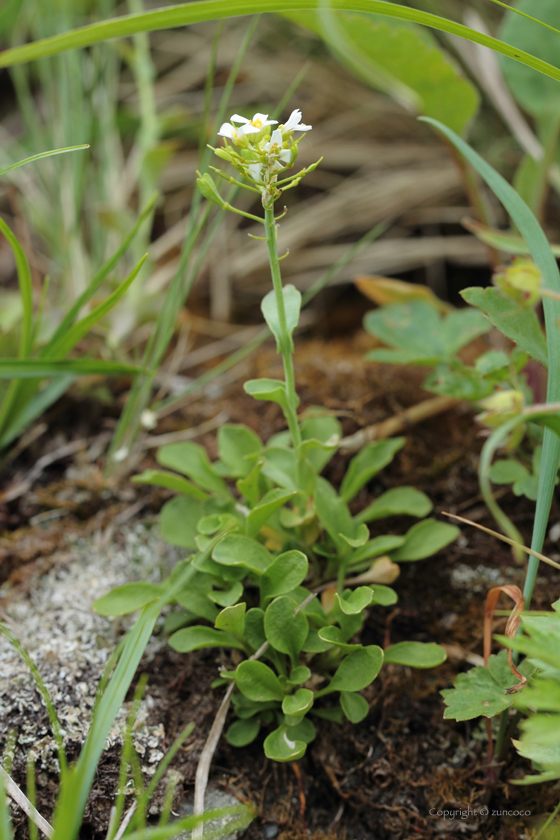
xmin=1 ymin=0 xmax=560 ymax=89
xmin=421 ymin=117 xmax=560 ymax=607
xmin=0 ymin=374 xmax=74 ymax=451
xmin=51 ymin=599 xmax=161 ymax=840
xmin=0 ymin=359 xmax=143 ymax=377
xmin=0 ymin=145 xmax=89 ymax=178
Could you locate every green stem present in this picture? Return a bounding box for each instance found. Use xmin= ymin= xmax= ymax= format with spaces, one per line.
xmin=264 ymin=205 xmax=301 ymax=448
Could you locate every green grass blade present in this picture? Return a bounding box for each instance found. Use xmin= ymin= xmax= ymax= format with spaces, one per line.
xmin=0 ymin=374 xmax=75 ymax=451
xmin=422 ymin=117 xmax=560 ymax=606
xmin=0 ymin=145 xmax=89 ymax=178
xmin=0 ymin=359 xmax=143 ymax=377
xmin=1 ymin=0 xmax=560 ymax=88
xmin=0 ymin=773 xmax=14 ymax=840
xmin=0 ymin=624 xmax=68 ymax=778
xmin=0 ymin=217 xmax=33 ymax=358
xmin=46 ymin=193 xmax=158 ymax=349
xmin=51 ymin=599 xmax=161 ymax=840
xmin=45 ymin=254 xmax=147 ymax=359
xmin=122 ymin=806 xmax=254 ymax=840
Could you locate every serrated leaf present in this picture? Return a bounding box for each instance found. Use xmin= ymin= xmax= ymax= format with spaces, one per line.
xmin=390 ymin=519 xmax=459 ymax=562
xmin=261 ymin=284 xmax=301 ymax=352
xmin=169 ymin=625 xmax=245 ymax=653
xmin=93 ymin=582 xmax=162 ymax=616
xmin=157 ymin=441 xmax=229 ymax=496
xmin=212 ymin=534 xmax=274 ymax=574
xmin=356 ymin=486 xmax=432 ymax=523
xmin=441 ymin=650 xmax=524 ymax=721
xmin=340 ymin=438 xmax=405 ymax=503
xmin=236 ymin=660 xmax=285 ymax=702
xmin=264 ymin=725 xmax=306 ymax=762
xmin=260 ymin=550 xmax=309 ymax=602
xmin=327 ymin=646 xmax=383 ymax=693
xmin=264 ymin=596 xmax=308 ymax=664
xmin=461 ymin=286 xmax=547 ymax=366
xmin=340 ymin=691 xmax=369 ymax=723
xmin=384 ymin=641 xmax=446 ymax=668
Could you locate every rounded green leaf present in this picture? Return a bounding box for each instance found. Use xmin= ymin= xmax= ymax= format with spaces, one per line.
xmin=282 ymin=689 xmax=314 ymax=717
xmin=246 ymin=489 xmax=297 ymax=537
xmin=260 ymin=550 xmax=309 ymax=601
xmin=340 ymin=691 xmax=369 ymax=723
xmin=328 ymin=646 xmax=384 ymax=693
xmin=261 ymin=284 xmax=301 ymax=352
xmin=356 ymin=486 xmax=432 ymax=523
xmin=264 ymin=725 xmax=306 ymax=762
xmin=132 ymin=469 xmax=209 ymax=500
xmin=212 ymin=534 xmax=273 ymax=574
xmin=318 ymin=626 xmax=361 ymax=652
xmin=215 ymin=603 xmax=246 ymax=639
xmin=93 ymin=582 xmax=161 ymax=616
xmin=157 ymin=441 xmax=228 ymax=496
xmin=303 ymin=628 xmax=334 ymax=653
xmin=218 ymin=424 xmax=262 ymax=478
xmin=226 ymin=718 xmax=260 ymax=748
xmin=169 ymin=626 xmax=244 ymax=653
xmin=264 ymin=596 xmax=309 ymax=663
xmin=160 ymin=496 xmax=204 ymax=549
xmin=236 ymin=660 xmax=284 ymax=702
xmin=335 ymin=586 xmax=374 ymax=615
xmin=370 ymin=585 xmax=398 ymax=606
xmin=244 ymin=378 xmax=287 ymax=408
xmin=390 ymin=518 xmax=459 ymax=562
xmin=286 ymin=716 xmax=316 ymax=745
xmin=384 ymin=641 xmax=447 ymax=668
xmin=340 ymin=438 xmax=405 ymax=502
xmin=244 ymin=608 xmax=266 ymax=652
xmin=289 ymin=666 xmax=312 ymax=685
xmin=207 ymin=581 xmax=243 ymax=607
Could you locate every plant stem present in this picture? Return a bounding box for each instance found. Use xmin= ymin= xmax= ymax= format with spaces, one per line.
xmin=264 ymin=205 xmax=301 ymax=447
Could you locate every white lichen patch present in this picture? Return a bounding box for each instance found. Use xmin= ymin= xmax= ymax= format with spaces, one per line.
xmin=0 ymin=521 xmax=182 ymax=773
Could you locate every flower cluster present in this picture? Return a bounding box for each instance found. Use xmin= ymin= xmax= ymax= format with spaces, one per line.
xmin=214 ymin=109 xmax=312 ymax=204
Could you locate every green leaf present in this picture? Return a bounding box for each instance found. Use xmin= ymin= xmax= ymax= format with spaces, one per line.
xmin=157 ymin=441 xmax=229 ymax=496
xmin=315 ymin=476 xmax=357 ymax=549
xmin=424 ymin=362 xmax=495 ymax=402
xmin=236 ymin=459 xmax=263 ymax=507
xmin=282 ymin=688 xmax=314 ymax=717
xmin=285 ymin=10 xmax=478 ymax=134
xmin=93 ymin=582 xmax=162 ymax=616
xmin=175 ymin=579 xmax=220 ymax=623
xmin=261 ymin=284 xmax=302 ymax=352
xmin=356 ymin=486 xmax=432 ymax=523
xmin=260 ymin=550 xmax=309 ymax=602
xmin=218 ymin=424 xmax=262 ymax=478
xmin=384 ymin=641 xmax=447 ymax=668
xmin=318 ymin=626 xmax=361 ymax=652
xmin=348 ymin=534 xmax=405 ymax=566
xmin=0 ymin=145 xmax=89 ymax=179
xmin=499 ymin=0 xmax=560 ymax=119
xmin=370 ymin=585 xmax=398 ymax=606
xmin=441 ymin=651 xmax=524 ymax=721
xmin=340 ymin=691 xmax=369 ymax=723
xmin=338 ymin=523 xmax=369 ymax=548
xmin=289 ymin=666 xmax=312 ymax=685
xmin=236 ymin=660 xmax=285 ymax=702
xmin=341 ymin=438 xmax=405 ymax=502
xmin=300 ymin=410 xmax=342 ymax=472
xmin=168 ymin=625 xmax=245 ymax=653
xmin=244 ymin=378 xmax=288 ymax=410
xmin=226 ymin=718 xmax=261 ymax=747
xmin=286 ymin=716 xmax=316 ymax=744
xmin=303 ymin=627 xmax=335 ymax=653
xmin=335 ymin=586 xmax=374 ymax=615
xmin=261 ymin=447 xmax=298 ymax=490
xmin=207 ymin=581 xmax=244 ymax=607
xmin=390 ymin=518 xmax=459 ymax=561
xmin=264 ymin=596 xmax=309 ymax=664
xmin=264 ymin=725 xmax=306 ymax=762
xmin=213 ymin=534 xmax=274 ymax=574
xmin=215 ymin=603 xmax=246 ymax=639
xmin=246 ymin=488 xmax=297 ymax=537
xmin=327 ymin=646 xmax=384 ymax=693
xmin=160 ymin=496 xmax=204 ymax=549
xmin=0 ymin=358 xmax=142 ymax=377
xmin=196 ymin=172 xmax=226 ymax=207
xmin=364 ymin=301 xmax=489 ymax=365
xmin=132 ymin=468 xmax=209 ymax=500
xmin=489 ymin=459 xmax=529 ymax=485
xmin=244 ymin=608 xmax=266 ymax=652
xmin=461 ymin=286 xmax=547 ymax=366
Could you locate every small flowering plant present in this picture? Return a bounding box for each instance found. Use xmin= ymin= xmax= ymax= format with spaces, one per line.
xmin=95 ymin=109 xmax=456 ymax=762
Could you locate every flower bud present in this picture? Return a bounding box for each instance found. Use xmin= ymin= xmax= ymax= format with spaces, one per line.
xmin=476 ymin=388 xmax=525 ymax=429
xmin=196 ymin=173 xmax=226 ymax=207
xmin=493 ymin=258 xmax=541 ymax=308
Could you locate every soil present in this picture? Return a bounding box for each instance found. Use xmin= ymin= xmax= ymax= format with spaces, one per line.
xmin=2 ymin=327 xmax=560 ymax=840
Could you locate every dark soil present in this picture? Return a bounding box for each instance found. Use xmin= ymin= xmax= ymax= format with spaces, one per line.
xmin=3 ymin=329 xmax=560 ymax=840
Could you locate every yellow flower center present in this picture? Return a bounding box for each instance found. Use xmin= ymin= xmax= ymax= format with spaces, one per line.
xmin=251 ymin=118 xmax=263 ymax=128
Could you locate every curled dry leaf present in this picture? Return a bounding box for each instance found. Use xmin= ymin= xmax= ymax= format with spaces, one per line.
xmin=355 ymin=274 xmax=451 ymax=313
xmin=347 ymin=556 xmax=400 ymax=585
xmin=484 ymin=584 xmax=526 ymax=694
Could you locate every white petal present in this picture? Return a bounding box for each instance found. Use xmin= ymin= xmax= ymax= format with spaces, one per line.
xmin=217 ymin=122 xmax=236 ymax=138
xmin=248 ymin=163 xmax=262 ymax=180
xmin=252 ymin=112 xmax=269 ymax=123
xmin=270 ymin=128 xmax=283 ymax=145
xmin=282 ymin=109 xmax=302 ymax=131
xmin=297 ymin=122 xmax=312 ymax=132
xmin=230 ymin=113 xmax=250 ymax=124
xmin=241 ymin=124 xmax=260 ymax=135
xmin=279 ymin=149 xmax=292 ymax=162
xmin=263 ymin=118 xmax=279 ymax=126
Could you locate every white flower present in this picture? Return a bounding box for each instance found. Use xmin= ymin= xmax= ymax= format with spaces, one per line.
xmin=230 ymin=112 xmax=278 ymax=135
xmin=264 ymin=128 xmax=292 ymax=163
xmin=281 ymin=109 xmax=312 ymax=133
xmin=248 ymin=163 xmax=263 ymax=181
xmin=217 ymin=122 xmax=245 ymax=140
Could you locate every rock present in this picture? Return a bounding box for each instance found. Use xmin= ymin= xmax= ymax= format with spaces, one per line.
xmin=174 ymin=785 xmax=249 ymax=840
